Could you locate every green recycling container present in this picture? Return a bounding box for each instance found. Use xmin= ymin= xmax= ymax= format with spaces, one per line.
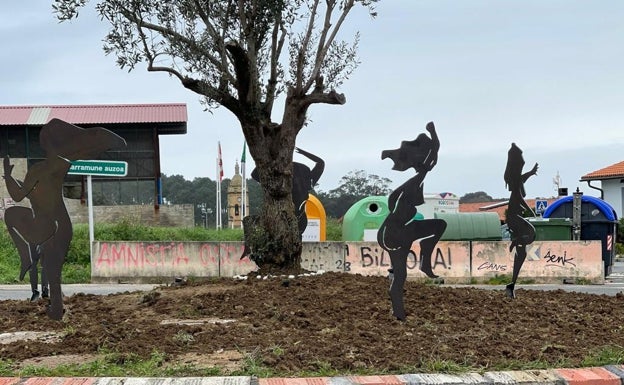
xmin=342 ymin=196 xmax=390 ymax=241
xmin=527 ymin=218 xmax=572 ymax=241
xmin=434 ymin=212 xmax=502 ymax=241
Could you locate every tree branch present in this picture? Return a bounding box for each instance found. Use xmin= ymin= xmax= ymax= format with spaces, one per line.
xmin=303 ymin=0 xmax=355 ymax=92
xmin=303 ymin=90 xmax=346 ymax=107
xmin=263 ymin=15 xmax=287 ymax=116
xmin=226 ymin=41 xmax=251 ymax=104
xmin=296 ymin=0 xmax=320 ymax=91
xmin=119 ymin=5 xmax=234 ymax=82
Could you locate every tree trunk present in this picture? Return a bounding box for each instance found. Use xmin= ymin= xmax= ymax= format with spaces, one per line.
xmin=242 ymin=99 xmax=308 ymax=273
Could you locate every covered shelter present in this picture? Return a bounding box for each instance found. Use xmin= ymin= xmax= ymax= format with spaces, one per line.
xmin=0 ymin=103 xmax=187 ymax=209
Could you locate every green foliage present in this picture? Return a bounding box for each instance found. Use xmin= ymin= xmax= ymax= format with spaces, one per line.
xmin=325 ymin=217 xmax=343 ymax=241
xmin=94 ymin=219 xmax=243 ymax=242
xmin=483 ymin=274 xmax=512 ymax=285
xmin=459 ymin=191 xmax=495 ymax=203
xmin=317 ymin=169 xmax=392 ymax=218
xmin=616 ymin=218 xmax=624 ymax=256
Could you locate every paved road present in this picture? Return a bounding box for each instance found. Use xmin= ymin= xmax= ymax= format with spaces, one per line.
xmin=0 ymin=283 xmax=159 ymax=301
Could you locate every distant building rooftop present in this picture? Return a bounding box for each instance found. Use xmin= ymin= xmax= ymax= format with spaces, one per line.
xmin=460 ymin=198 xmax=559 ymax=221
xmin=580 ymin=160 xmax=624 ymax=181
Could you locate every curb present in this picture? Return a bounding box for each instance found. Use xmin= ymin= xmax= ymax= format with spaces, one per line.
xmin=2 ymin=367 xmax=624 ymax=385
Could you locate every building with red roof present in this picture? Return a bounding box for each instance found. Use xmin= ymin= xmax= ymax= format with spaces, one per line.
xmin=580 ymin=161 xmax=624 ymax=219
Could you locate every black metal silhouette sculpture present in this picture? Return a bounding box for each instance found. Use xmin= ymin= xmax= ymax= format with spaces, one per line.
xmin=241 ymin=147 xmax=324 ymax=261
xmin=3 ymin=118 xmax=126 ymax=320
xmin=504 ymin=143 xmax=538 ymax=299
xmin=377 ymin=122 xmax=447 ymax=320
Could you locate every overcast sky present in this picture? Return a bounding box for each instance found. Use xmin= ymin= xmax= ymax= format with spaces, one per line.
xmin=1 ymin=1 xmax=623 ymax=200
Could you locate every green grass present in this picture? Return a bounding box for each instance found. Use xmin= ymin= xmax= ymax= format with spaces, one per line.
xmin=481 ymin=274 xmax=535 ymax=285
xmin=0 ymin=351 xmax=223 ymax=377
xmin=325 ymin=217 xmax=342 ymax=241
xmin=4 ymin=345 xmax=624 ymax=377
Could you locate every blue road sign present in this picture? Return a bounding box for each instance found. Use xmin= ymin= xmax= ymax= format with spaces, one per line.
xmin=535 ymin=199 xmax=548 ymax=215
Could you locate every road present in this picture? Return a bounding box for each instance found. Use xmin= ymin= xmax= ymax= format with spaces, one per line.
xmin=1 ymin=261 xmax=623 ymax=300
xmin=0 ymin=283 xmax=159 ymax=301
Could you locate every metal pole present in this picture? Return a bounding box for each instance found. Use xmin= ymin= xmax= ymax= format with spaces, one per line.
xmin=216 ymin=158 xmax=221 ymax=229
xmin=87 ymin=175 xmax=94 ymax=259
xmin=572 ymin=188 xmax=583 ymax=240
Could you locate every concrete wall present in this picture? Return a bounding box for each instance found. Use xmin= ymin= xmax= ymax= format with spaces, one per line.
xmin=67 ymin=202 xmax=194 ymax=228
xmin=91 ymin=240 xmax=604 ymax=284
xmin=2 ymin=197 xmax=193 ymax=227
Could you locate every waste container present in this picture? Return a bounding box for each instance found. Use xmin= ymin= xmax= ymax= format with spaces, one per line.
xmin=342 ymin=196 xmax=390 ymax=241
xmin=543 ymin=195 xmax=618 ymax=276
xmin=303 ymin=194 xmax=326 ymax=242
xmin=527 ymin=218 xmax=572 ymax=241
xmin=434 ymin=212 xmax=502 ymax=241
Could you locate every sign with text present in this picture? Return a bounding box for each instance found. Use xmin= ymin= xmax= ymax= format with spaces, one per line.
xmin=69 ymin=160 xmax=128 ymax=177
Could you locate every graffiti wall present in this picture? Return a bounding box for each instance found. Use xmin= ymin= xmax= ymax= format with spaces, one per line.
xmin=301 ymin=242 xmax=345 ymax=273
xmin=92 ymin=241 xmax=257 ymax=280
xmin=91 ymin=240 xmax=604 ymax=283
xmin=472 ymin=240 xmax=603 ymax=280
xmin=344 ymin=241 xmax=471 ymax=280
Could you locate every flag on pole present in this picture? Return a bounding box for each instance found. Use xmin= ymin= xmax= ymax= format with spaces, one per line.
xmin=216 ymin=141 xmax=224 ymax=229
xmin=217 ymin=142 xmax=224 ymax=181
xmin=241 ymin=142 xmax=246 ymax=177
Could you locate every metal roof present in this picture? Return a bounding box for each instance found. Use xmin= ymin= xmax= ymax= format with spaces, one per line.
xmin=0 ymin=103 xmax=187 ymax=134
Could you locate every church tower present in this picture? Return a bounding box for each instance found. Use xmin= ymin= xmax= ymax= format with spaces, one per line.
xmin=227 ymin=161 xmax=248 ymax=229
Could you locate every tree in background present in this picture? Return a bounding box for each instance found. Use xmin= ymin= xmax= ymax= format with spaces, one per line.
xmin=317 ymin=169 xmax=391 ymax=218
xmin=54 ymin=0 xmax=378 ymax=271
xmin=160 ymin=174 xmax=262 ymax=227
xmin=459 ymin=191 xmax=495 ymax=203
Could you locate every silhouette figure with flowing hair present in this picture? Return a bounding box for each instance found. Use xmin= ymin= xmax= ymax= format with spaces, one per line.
xmin=241 ymin=147 xmax=324 ymax=261
xmin=377 ymin=122 xmax=447 ymax=320
xmin=3 ymin=118 xmax=126 ymax=320
xmin=504 ymin=143 xmax=538 ymax=299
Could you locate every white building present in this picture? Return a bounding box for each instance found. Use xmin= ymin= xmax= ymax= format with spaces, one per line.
xmin=580 ymin=161 xmax=624 ymax=219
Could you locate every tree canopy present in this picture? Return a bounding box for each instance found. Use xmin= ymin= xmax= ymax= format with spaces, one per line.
xmin=317 ymin=169 xmax=391 ymax=218
xmin=53 ymin=0 xmax=379 ymax=270
xmin=459 ymin=191 xmax=494 ymax=204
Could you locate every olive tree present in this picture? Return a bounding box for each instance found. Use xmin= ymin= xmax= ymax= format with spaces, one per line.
xmin=53 ymin=0 xmax=378 ymax=270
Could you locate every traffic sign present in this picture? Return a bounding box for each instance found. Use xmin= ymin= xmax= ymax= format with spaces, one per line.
xmin=68 ymin=160 xmax=128 ymax=177
xmin=535 ymin=199 xmax=548 ymax=215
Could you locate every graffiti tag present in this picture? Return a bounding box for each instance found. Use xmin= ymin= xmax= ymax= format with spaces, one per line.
xmin=544 ymin=250 xmax=576 ymax=268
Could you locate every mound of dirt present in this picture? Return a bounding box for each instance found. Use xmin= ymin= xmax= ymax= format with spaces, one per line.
xmin=1 ymin=272 xmax=624 ymax=374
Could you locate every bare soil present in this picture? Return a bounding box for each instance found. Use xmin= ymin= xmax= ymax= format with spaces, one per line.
xmin=2 ymin=272 xmax=624 ymax=374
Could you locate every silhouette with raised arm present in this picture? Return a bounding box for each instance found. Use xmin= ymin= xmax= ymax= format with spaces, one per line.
xmin=3 ymin=118 xmax=126 ymax=320
xmin=504 ymin=143 xmax=538 ymax=299
xmin=377 ymin=122 xmax=447 ymax=320
xmin=241 ymin=147 xmax=324 ymax=260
